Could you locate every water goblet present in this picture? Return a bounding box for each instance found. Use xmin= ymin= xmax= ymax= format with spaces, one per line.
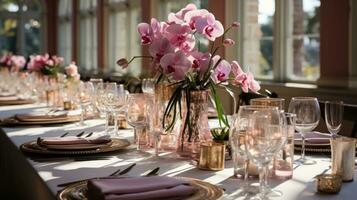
xmin=288 ymin=97 xmax=320 ymax=165
xmin=244 ymin=108 xmax=286 ymax=200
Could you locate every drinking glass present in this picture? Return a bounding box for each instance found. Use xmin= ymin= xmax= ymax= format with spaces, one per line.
xmin=89 ymin=78 xmax=103 ymax=117
xmin=230 ymin=105 xmax=279 ymax=192
xmin=325 ymin=101 xmax=343 ymax=138
xmin=288 ymin=97 xmax=320 ymax=165
xmin=76 ymin=81 xmax=94 ymax=126
xmin=126 ymin=93 xmax=150 ymax=150
xmin=141 ymin=78 xmax=155 ymax=94
xmin=244 ymin=108 xmax=286 ymax=200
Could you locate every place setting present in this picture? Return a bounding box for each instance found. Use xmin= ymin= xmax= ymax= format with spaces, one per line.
xmin=20 ymin=131 xmax=130 ymax=156
xmin=56 ymin=163 xmax=224 ymax=200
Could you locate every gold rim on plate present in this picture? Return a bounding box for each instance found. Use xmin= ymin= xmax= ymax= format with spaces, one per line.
xmin=0 ymin=98 xmax=35 ymax=106
xmin=57 ymin=177 xmax=224 ymax=200
xmin=20 ymin=138 xmax=130 ymax=155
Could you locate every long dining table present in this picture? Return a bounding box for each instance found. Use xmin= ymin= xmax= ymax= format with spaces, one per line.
xmin=0 ymin=103 xmax=356 ymax=200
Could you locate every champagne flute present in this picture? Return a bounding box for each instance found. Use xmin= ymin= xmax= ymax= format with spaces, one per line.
xmin=288 ymin=97 xmax=320 ymax=165
xmin=76 ymin=81 xmax=93 ymax=126
xmin=244 ymin=108 xmax=286 ymax=200
xmin=325 ymin=101 xmax=343 ymax=138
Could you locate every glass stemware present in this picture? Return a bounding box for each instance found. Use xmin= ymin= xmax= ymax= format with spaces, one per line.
xmin=288 ymin=97 xmax=320 ymax=165
xmin=230 ymin=105 xmax=280 ymax=194
xmin=126 ymin=93 xmax=150 ymax=150
xmin=141 ymin=78 xmax=155 ymax=94
xmin=76 ymin=81 xmax=94 ymax=126
xmin=89 ymin=78 xmax=103 ymax=117
xmin=325 ymin=101 xmax=343 ymax=138
xmin=250 ymin=98 xmax=285 ymax=111
xmin=244 ymin=108 xmax=286 ymax=200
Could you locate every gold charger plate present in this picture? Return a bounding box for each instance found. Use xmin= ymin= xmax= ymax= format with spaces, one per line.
xmin=20 ymin=138 xmax=130 ymax=155
xmin=0 ymin=98 xmax=35 ymax=106
xmin=57 ymin=177 xmax=224 ymax=200
xmin=0 ymin=115 xmax=81 ymax=126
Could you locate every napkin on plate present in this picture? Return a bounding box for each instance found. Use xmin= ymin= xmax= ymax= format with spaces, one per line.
xmin=294 ymin=131 xmax=331 ymax=144
xmin=87 ymin=176 xmax=196 ymax=200
xmin=15 ymin=110 xmax=68 ymax=122
xmin=0 ymin=96 xmax=19 ymax=101
xmin=38 ymin=134 xmax=111 ymax=146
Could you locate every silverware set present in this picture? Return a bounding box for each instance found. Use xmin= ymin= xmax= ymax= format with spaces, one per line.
xmin=59 ymin=131 xmax=93 ymax=138
xmin=57 ymin=163 xmax=160 ymax=187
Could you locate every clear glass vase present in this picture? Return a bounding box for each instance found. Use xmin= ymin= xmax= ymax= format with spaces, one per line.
xmin=177 ymin=90 xmax=211 ymax=160
xmin=153 ymin=83 xmax=181 ymax=153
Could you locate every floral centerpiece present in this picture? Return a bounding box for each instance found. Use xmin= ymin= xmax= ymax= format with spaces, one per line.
xmin=117 ymin=4 xmax=260 ymax=157
xmin=27 ymin=54 xmax=64 ymax=77
xmin=64 ymin=62 xmax=81 ymax=82
xmin=0 ymin=54 xmax=26 ymax=72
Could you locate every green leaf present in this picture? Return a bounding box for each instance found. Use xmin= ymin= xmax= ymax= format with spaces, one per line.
xmin=210 ymin=84 xmax=229 ymax=128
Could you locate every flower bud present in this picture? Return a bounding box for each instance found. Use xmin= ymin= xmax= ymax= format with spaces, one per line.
xmin=116 ymin=58 xmax=129 ymax=68
xmin=223 ymin=38 xmax=235 ymax=47
xmin=231 ymin=22 xmax=240 ymax=28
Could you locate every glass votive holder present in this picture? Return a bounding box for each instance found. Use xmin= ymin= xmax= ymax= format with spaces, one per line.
xmin=331 ymin=136 xmax=356 ymax=182
xmin=199 ymin=142 xmax=225 ymax=171
xmin=316 ymin=174 xmax=342 ymax=194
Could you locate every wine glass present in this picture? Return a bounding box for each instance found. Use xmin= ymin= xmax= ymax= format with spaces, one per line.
xmin=325 ymin=101 xmax=343 ymax=138
xmin=76 ymin=81 xmax=94 ymax=126
xmin=230 ymin=105 xmax=279 ymax=193
xmin=142 ymin=78 xmax=155 ymax=94
xmin=288 ymin=97 xmax=320 ymax=165
xmin=244 ymin=108 xmax=286 ymax=200
xmin=126 ymin=93 xmax=150 ymax=150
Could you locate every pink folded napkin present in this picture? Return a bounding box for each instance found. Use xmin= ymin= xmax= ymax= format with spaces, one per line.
xmin=38 ymin=134 xmax=111 ymax=146
xmin=87 ymin=176 xmax=196 ymax=200
xmin=294 ymin=131 xmax=331 ymax=144
xmin=0 ymin=96 xmax=18 ymax=101
xmin=15 ymin=111 xmax=68 ymax=122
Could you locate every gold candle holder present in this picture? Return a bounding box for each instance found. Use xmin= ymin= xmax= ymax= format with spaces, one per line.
xmin=316 ymin=174 xmax=342 ymax=194
xmin=117 ymin=114 xmax=127 ymax=129
xmin=63 ymin=101 xmax=75 ymax=110
xmin=199 ymin=142 xmax=225 ymax=171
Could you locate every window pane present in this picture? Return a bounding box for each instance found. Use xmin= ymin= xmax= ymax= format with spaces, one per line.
xmin=106 ymin=0 xmax=141 ymax=76
xmin=246 ymin=0 xmax=275 ymax=79
xmin=0 ymin=18 xmax=18 ymax=54
xmin=290 ymin=0 xmax=320 ymax=81
xmin=24 ymin=18 xmax=41 ymax=56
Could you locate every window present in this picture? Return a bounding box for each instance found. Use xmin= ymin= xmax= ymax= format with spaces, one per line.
xmin=58 ymin=0 xmax=72 ymax=65
xmin=0 ymin=0 xmax=43 ymax=57
xmin=289 ymin=0 xmax=320 ymax=81
xmin=78 ymin=0 xmax=97 ymax=72
xmin=243 ymin=0 xmax=275 ymax=79
xmin=106 ymin=0 xmax=142 ymax=76
xmin=238 ymin=0 xmax=320 ymax=82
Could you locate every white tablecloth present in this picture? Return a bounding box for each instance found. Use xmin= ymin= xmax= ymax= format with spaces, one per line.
xmin=0 ymin=104 xmax=356 ymax=200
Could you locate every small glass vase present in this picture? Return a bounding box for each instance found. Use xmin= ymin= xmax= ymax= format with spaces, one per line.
xmin=177 ymin=90 xmax=211 ymax=160
xmin=153 ymin=83 xmax=181 ymax=152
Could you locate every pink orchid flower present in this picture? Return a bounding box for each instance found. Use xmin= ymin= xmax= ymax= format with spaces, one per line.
xmin=212 ymin=59 xmax=231 ymax=83
xmin=138 ymin=23 xmax=153 ymax=45
xmin=184 ymin=9 xmax=209 ymax=30
xmin=160 ymin=51 xmax=192 ymax=81
xmin=223 ymin=38 xmax=235 ymax=47
xmin=148 ymin=37 xmax=175 ymax=64
xmin=231 ymin=61 xmax=260 ymax=92
xmin=168 ymin=3 xmax=197 ymax=24
xmin=195 ymin=13 xmax=224 ymax=41
xmin=190 ymin=50 xmax=211 ymax=74
xmin=164 ymin=23 xmax=195 ymax=53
